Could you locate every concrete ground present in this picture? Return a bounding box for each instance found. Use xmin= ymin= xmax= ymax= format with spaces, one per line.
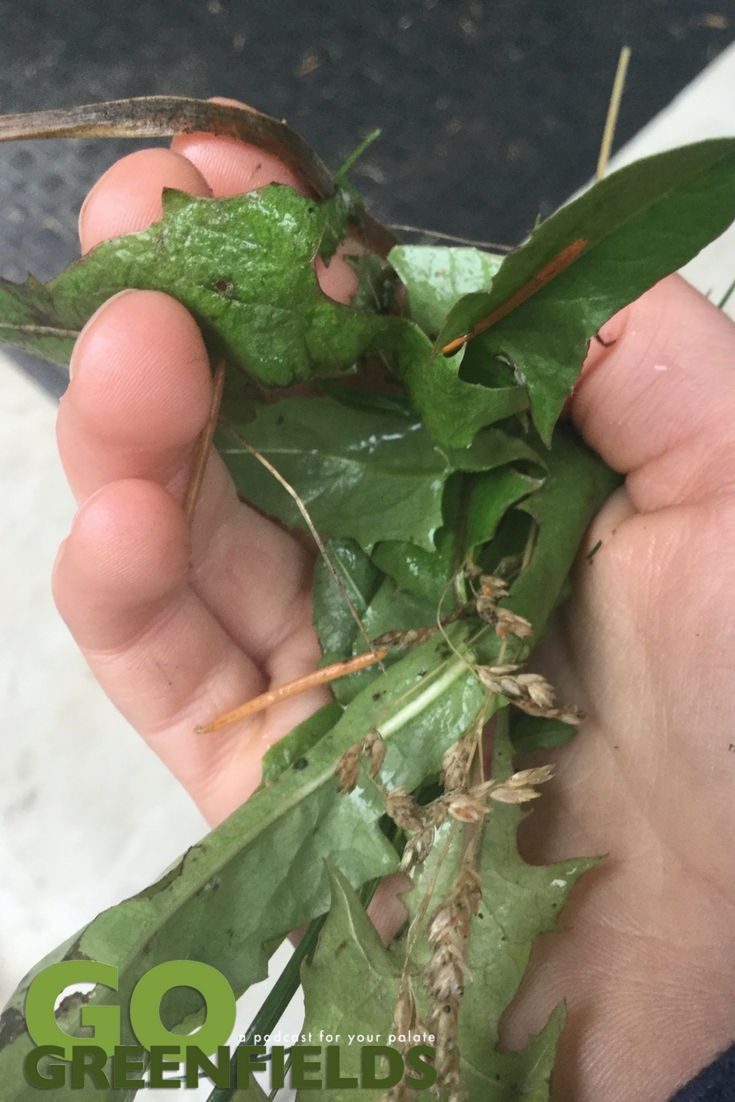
xmin=2 ymin=41 xmax=735 ymax=1097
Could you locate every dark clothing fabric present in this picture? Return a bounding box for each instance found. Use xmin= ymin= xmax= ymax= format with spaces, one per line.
xmin=670 ymin=1044 xmax=735 ymax=1101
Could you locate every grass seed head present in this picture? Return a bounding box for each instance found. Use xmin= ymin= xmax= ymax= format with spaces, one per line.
xmin=361 ymin=726 xmax=387 ymax=777
xmin=385 ymin=786 xmax=424 ymax=832
xmin=391 ymin=981 xmax=417 ymax=1036
xmin=479 ymin=573 xmax=509 ymax=598
xmin=335 ymin=743 xmax=362 ymax=793
xmin=556 ymin=704 xmax=585 ymax=725
xmin=425 ymin=946 xmax=466 ymax=1001
xmin=427 ymin=901 xmax=459 ymax=946
xmin=475 ymin=594 xmax=498 ymax=624
xmin=447 ymin=792 xmax=489 ymax=822
xmin=399 ymin=825 xmax=436 ymax=871
xmin=494 ymin=607 xmax=533 ymax=639
xmin=427 ymin=797 xmax=451 ymax=828
xmin=508 ymin=764 xmax=555 ymax=787
xmin=490 ymin=784 xmax=542 ymax=803
xmin=515 ymin=672 xmax=557 ymax=709
xmin=429 ymin=1000 xmax=464 ymax=1100
xmin=441 ymin=731 xmax=476 ymax=792
xmin=454 ymin=866 xmax=482 ymax=903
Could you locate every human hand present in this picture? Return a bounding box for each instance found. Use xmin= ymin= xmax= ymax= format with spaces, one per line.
xmin=51 ymin=105 xmax=735 ymax=1102
xmin=505 ymin=276 xmax=735 ymax=1101
xmin=52 ymin=103 xmax=410 ymax=941
xmin=52 ymin=103 xmax=365 ymax=829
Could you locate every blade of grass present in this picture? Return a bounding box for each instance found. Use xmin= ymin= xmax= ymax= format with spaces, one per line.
xmin=596 ymin=46 xmax=631 ymax=180
xmin=718 ymin=272 xmax=735 ymax=310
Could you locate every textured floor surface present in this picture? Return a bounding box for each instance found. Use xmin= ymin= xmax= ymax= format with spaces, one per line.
xmin=2 ymin=9 xmax=735 ymax=1098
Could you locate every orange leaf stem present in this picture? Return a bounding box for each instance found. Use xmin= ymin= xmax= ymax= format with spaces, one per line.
xmin=184 ymin=358 xmax=226 ymax=524
xmin=441 ymin=237 xmax=588 ymax=355
xmin=196 ymin=649 xmax=388 ymax=734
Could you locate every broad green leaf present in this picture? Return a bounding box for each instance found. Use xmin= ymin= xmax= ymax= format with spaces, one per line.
xmin=311 ymin=539 xmax=387 ymax=706
xmin=360 ymin=576 xmax=439 ymax=641
xmin=260 ymin=702 xmax=344 ymax=785
xmin=309 ymin=535 xmax=445 ymax=706
xmin=475 ymin=423 xmax=621 ymax=663
xmin=350 ymin=630 xmax=486 ymax=795
xmin=372 ymin=457 xmax=543 ymax=606
xmin=392 ymin=324 xmax=530 ymax=448
xmin=323 ymin=565 xmax=479 ymax=716
xmin=0 ymin=186 xmax=380 ymax=392
xmin=297 ymin=866 xmax=402 ymax=1101
xmin=435 ymin=139 xmax=735 ymax=441
xmin=0 ymin=630 xmax=484 ymax=1101
xmin=315 ymin=383 xmax=416 ymax=421
xmin=466 ymin=467 xmax=543 ymax=551
xmin=311 ymin=543 xmax=439 ymax=708
xmin=312 ymin=540 xmax=383 ymax=660
xmin=217 ymin=397 xmax=539 ymax=552
xmin=370 ymin=476 xmax=463 ymax=605
xmin=442 ymin=424 xmax=542 ymax=474
xmin=506 ymin=424 xmax=621 ymax=635
xmin=371 ymin=530 xmax=457 ymax=607
xmin=389 ymin=244 xmax=504 ymax=336
xmin=458 ymin=712 xmax=600 ymax=1100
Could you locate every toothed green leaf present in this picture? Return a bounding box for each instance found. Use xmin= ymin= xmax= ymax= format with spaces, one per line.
xmin=459 ymin=712 xmax=600 ymax=1100
xmin=389 ymin=244 xmax=504 ymax=336
xmin=297 ymin=866 xmax=403 ymax=1101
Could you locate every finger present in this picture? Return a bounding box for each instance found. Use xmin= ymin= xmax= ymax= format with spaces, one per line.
xmin=572 ymin=274 xmax=735 ymax=512
xmin=170 ymin=97 xmax=311 ymax=198
xmin=59 ymin=290 xmax=212 ymax=501
xmin=367 ymin=874 xmax=411 ymax=945
xmin=58 ymin=288 xmax=316 ymax=664
xmin=51 ymin=477 xmax=304 ymax=824
xmin=79 ymin=147 xmax=212 ymax=253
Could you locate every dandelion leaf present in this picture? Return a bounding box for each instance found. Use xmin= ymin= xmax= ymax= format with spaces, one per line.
xmin=389 ymin=244 xmax=504 ymax=337
xmin=260 ymin=702 xmax=344 ymax=786
xmin=297 ymin=866 xmax=403 ymax=1101
xmin=0 ymin=184 xmax=379 ymax=392
xmin=473 ymin=422 xmax=621 ymax=664
xmin=458 ymin=715 xmax=601 ymax=1100
xmin=397 ymin=711 xmax=598 ymax=1101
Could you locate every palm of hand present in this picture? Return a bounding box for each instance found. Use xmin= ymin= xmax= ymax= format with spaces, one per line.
xmin=508 ymin=284 xmax=735 ymax=1100
xmin=52 ymin=120 xmax=735 ymax=1102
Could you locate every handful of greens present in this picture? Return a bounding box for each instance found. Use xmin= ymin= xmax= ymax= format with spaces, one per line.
xmin=1 ymin=97 xmax=735 ymax=1101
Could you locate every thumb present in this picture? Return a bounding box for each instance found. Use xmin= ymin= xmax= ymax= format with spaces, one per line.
xmin=571 ymin=273 xmax=735 ymax=513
